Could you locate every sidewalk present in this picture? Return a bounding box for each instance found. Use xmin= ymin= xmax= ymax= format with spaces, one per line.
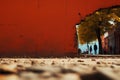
xmin=79 ymin=54 xmax=120 ymax=58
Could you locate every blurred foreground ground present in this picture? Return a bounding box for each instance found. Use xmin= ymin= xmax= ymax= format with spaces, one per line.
xmin=0 ymin=56 xmax=120 ymax=80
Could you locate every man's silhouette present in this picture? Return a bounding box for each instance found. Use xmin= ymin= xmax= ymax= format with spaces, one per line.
xmin=89 ymin=46 xmax=92 ymax=54
xmin=94 ymin=44 xmax=97 ymax=54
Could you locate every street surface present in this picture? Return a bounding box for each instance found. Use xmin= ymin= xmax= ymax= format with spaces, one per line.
xmin=0 ymin=57 xmax=120 ymax=80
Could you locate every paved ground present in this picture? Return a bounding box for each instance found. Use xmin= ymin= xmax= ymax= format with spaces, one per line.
xmin=0 ymin=57 xmax=120 ymax=80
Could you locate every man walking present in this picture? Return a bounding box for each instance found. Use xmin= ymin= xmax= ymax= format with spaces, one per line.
xmin=94 ymin=44 xmax=97 ymax=54
xmin=89 ymin=46 xmax=92 ymax=54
